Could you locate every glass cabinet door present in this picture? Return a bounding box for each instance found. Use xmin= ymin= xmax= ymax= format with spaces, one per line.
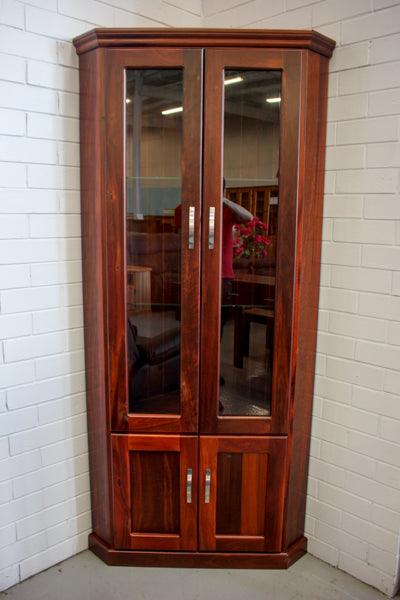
xmin=105 ymin=49 xmax=202 ymax=432
xmin=200 ymin=49 xmax=302 ymax=434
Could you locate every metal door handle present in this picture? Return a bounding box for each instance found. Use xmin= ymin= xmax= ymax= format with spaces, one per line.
xmin=188 ymin=206 xmax=195 ymax=249
xmin=186 ymin=468 xmax=193 ymax=503
xmin=204 ymin=468 xmax=211 ymax=503
xmin=208 ymin=207 xmax=215 ymax=249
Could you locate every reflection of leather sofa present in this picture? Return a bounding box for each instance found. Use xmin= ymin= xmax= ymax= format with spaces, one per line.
xmin=126 ymin=232 xmax=180 ymax=307
xmin=127 ymin=318 xmax=180 ymax=406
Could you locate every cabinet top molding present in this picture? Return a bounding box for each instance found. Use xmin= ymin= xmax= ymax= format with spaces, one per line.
xmin=73 ymin=28 xmax=335 ymax=57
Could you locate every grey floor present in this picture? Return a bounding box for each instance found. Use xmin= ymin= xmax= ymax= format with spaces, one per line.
xmin=1 ymin=550 xmax=391 ymax=600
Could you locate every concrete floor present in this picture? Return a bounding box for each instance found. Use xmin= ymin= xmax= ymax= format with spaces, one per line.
xmin=1 ymin=550 xmax=392 ymax=600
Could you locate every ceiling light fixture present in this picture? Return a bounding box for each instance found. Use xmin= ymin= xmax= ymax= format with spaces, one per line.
xmin=161 ymin=106 xmax=183 ymax=115
xmin=266 ymin=96 xmax=281 ymax=103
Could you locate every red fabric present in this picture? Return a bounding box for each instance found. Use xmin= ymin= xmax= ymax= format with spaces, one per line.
xmin=221 ymin=204 xmax=235 ymax=279
xmin=174 ymin=203 xmax=236 ymax=279
xmin=174 ymin=204 xmax=182 ymax=229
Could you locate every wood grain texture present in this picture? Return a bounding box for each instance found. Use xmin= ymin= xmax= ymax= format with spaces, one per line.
xmin=283 ymin=51 xmax=330 ymax=549
xmin=78 ymin=48 xmax=113 ymax=545
xmin=216 ymin=452 xmax=242 ymax=535
xmin=89 ymin=532 xmax=307 ymax=568
xmin=130 ymin=451 xmax=180 ymax=534
xmin=73 ymin=28 xmax=335 ymax=57
xmin=76 ymin=30 xmax=334 ymax=567
xmin=112 ymin=434 xmax=198 ymax=551
xmin=199 ymin=436 xmax=288 ymax=552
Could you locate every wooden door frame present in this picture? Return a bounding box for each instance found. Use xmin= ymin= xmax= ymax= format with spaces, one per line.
xmin=199 ymin=436 xmax=288 ymax=552
xmin=200 ymin=48 xmax=302 ymax=435
xmin=104 ymin=48 xmax=203 ymax=433
xmin=112 ymin=434 xmax=198 ymax=550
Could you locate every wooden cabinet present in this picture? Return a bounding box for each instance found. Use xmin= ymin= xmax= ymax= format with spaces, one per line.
xmin=74 ymin=28 xmax=335 ymax=568
xmin=199 ymin=436 xmax=287 ymax=553
xmin=112 ymin=435 xmax=198 ymax=551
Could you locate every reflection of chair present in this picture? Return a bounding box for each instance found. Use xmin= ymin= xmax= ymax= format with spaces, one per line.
xmin=234 ymin=307 xmax=275 ymax=369
xmin=126 ymin=232 xmax=180 ymax=308
xmin=127 ymin=317 xmax=180 ymax=404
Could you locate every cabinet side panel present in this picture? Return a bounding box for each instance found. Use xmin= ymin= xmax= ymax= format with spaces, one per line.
xmin=284 ymin=51 xmax=329 ymax=547
xmin=79 ymin=49 xmax=112 ymax=543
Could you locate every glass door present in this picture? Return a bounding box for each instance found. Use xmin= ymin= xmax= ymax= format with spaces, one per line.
xmin=200 ymin=49 xmax=302 ymax=434
xmin=105 ymin=49 xmax=203 ymax=432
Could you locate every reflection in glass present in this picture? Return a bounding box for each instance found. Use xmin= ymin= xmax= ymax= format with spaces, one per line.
xmin=219 ymin=70 xmax=281 ymax=417
xmin=126 ymin=69 xmax=183 ymax=415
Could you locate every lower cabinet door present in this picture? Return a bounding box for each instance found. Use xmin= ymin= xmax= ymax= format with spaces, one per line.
xmin=112 ymin=434 xmax=198 ymax=551
xmin=199 ymin=436 xmax=287 ymax=552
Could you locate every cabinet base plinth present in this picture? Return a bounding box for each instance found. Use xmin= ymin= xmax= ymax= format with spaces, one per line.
xmin=89 ymin=533 xmax=307 ymax=569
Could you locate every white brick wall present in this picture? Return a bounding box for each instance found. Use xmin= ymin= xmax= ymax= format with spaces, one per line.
xmin=0 ymin=0 xmax=399 ymax=596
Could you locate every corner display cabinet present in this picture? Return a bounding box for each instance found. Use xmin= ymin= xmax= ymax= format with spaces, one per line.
xmin=73 ymin=28 xmax=335 ymax=568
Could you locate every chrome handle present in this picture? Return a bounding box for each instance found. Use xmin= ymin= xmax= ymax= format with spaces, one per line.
xmin=204 ymin=468 xmax=211 ymax=503
xmin=208 ymin=207 xmax=215 ymax=249
xmin=188 ymin=206 xmax=195 ymax=249
xmin=186 ymin=468 xmax=193 ymax=503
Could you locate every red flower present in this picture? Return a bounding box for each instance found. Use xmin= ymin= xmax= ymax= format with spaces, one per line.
xmin=234 ymin=217 xmax=271 ymax=259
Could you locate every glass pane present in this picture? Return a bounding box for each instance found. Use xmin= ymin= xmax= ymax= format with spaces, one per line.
xmin=126 ymin=69 xmax=183 ymax=415
xmin=219 ymin=69 xmax=281 ymax=417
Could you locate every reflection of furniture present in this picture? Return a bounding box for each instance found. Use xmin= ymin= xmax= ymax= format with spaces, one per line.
xmin=127 ymin=265 xmax=152 ymax=310
xmin=126 ymin=232 xmax=180 ymax=307
xmin=234 ymin=307 xmax=275 ymax=368
xmin=232 ymin=274 xmax=276 ymax=369
xmin=127 ymin=215 xmax=175 ymax=233
xmin=127 ymin=317 xmax=180 ymax=408
xmin=232 ymin=273 xmax=275 ymax=307
xmin=75 ymin=28 xmax=334 ymax=570
xmin=226 ymin=185 xmax=278 ymax=231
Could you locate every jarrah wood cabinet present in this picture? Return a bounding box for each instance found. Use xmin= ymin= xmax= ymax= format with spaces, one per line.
xmin=73 ymin=28 xmax=335 ymax=568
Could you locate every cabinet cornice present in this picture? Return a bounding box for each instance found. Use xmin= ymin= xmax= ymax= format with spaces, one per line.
xmin=73 ymin=28 xmax=335 ymax=57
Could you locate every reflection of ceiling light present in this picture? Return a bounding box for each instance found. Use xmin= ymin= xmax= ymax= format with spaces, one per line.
xmin=161 ymin=77 xmax=243 ymax=115
xmin=266 ymin=96 xmax=281 ymax=103
xmin=161 ymin=106 xmax=183 ymax=115
xmin=224 ymin=76 xmax=243 ymax=86
xmin=126 ymin=98 xmax=132 ymax=104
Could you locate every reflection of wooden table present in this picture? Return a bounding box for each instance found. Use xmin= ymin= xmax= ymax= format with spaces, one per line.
xmin=234 ymin=273 xmax=276 ymax=287
xmin=232 ymin=273 xmax=276 ymax=368
xmin=232 ymin=273 xmax=276 ymax=307
xmin=127 ymin=265 xmax=152 ymax=310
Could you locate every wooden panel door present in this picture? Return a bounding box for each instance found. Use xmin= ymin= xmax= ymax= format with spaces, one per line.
xmin=200 ymin=48 xmax=302 ymax=435
xmin=112 ymin=434 xmax=198 ymax=550
xmin=199 ymin=436 xmax=287 ymax=552
xmin=104 ymin=48 xmax=203 ymax=433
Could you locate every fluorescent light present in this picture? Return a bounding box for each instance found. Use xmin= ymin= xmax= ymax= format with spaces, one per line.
xmin=161 ymin=106 xmax=183 ymax=115
xmin=224 ymin=76 xmax=243 ymax=86
xmin=266 ymin=96 xmax=281 ymax=103
xmin=126 ymin=98 xmax=131 ymax=104
xmin=161 ymin=77 xmax=243 ymax=114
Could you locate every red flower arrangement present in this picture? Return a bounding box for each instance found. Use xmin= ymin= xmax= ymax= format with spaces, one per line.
xmin=233 ymin=217 xmax=271 ymax=259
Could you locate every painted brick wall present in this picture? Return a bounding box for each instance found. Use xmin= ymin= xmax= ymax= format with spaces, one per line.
xmin=0 ymin=0 xmax=399 ymax=596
